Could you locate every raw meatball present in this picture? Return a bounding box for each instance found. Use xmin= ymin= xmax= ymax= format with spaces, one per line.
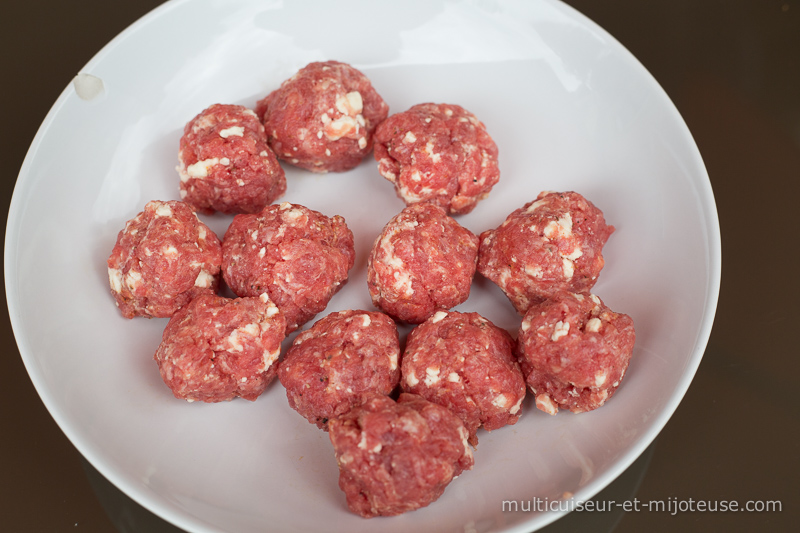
xmin=278 ymin=310 xmax=400 ymax=429
xmin=477 ymin=191 xmax=615 ymax=314
xmin=154 ymin=293 xmax=286 ymax=403
xmin=177 ymin=103 xmax=286 ymax=214
xmin=367 ymin=202 xmax=479 ymax=324
xmin=328 ymin=393 xmax=474 ymax=518
xmin=222 ymin=202 xmax=355 ymax=333
xmin=401 ymin=310 xmax=525 ymax=445
xmin=256 ymin=61 xmax=389 ymax=173
xmin=373 ymin=103 xmax=500 ymax=215
xmin=517 ymin=291 xmax=635 ymax=415
xmin=107 ymin=200 xmax=222 ymax=319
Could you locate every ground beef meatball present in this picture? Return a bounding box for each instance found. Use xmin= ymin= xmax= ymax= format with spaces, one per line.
xmin=177 ymin=103 xmax=286 ymax=214
xmin=256 ymin=61 xmax=389 ymax=173
xmin=328 ymin=393 xmax=474 ymax=518
xmin=401 ymin=310 xmax=525 ymax=445
xmin=367 ymin=202 xmax=479 ymax=324
xmin=107 ymin=200 xmax=222 ymax=319
xmin=477 ymin=191 xmax=615 ymax=314
xmin=517 ymin=291 xmax=635 ymax=415
xmin=278 ymin=310 xmax=400 ymax=430
xmin=373 ymin=103 xmax=500 ymax=215
xmin=154 ymin=293 xmax=286 ymax=403
xmin=222 ymin=202 xmax=355 ymax=333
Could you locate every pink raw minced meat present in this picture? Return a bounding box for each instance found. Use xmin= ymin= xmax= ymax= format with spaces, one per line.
xmin=107 ymin=200 xmax=222 ymax=319
xmin=278 ymin=309 xmax=400 ymax=430
xmin=328 ymin=393 xmax=474 ymax=518
xmin=256 ymin=61 xmax=389 ymax=173
xmin=517 ymin=290 xmax=635 ymax=415
xmin=401 ymin=310 xmax=526 ymax=445
xmin=373 ymin=103 xmax=500 ymax=215
xmin=154 ymin=293 xmax=286 ymax=403
xmin=177 ymin=103 xmax=285 ymax=215
xmin=367 ymin=202 xmax=479 ymax=324
xmin=222 ymin=202 xmax=355 ymax=334
xmin=478 ymin=191 xmax=615 ymax=314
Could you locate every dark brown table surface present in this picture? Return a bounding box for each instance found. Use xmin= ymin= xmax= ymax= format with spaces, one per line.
xmin=2 ymin=1 xmax=797 ymax=531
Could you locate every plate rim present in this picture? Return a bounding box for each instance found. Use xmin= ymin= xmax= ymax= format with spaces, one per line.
xmin=5 ymin=0 xmax=722 ymax=531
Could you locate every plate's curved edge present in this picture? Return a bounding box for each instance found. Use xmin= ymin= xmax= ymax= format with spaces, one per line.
xmin=506 ymin=2 xmax=723 ymax=529
xmin=5 ymin=1 xmax=723 ymax=532
xmin=4 ymin=1 xmax=219 ymax=531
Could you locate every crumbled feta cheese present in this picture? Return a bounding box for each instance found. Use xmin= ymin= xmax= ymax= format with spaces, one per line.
xmin=186 ymin=158 xmax=219 ymax=178
xmin=335 ymin=91 xmax=363 ymax=115
xmin=543 ymin=213 xmax=573 ymax=240
xmin=125 ymin=269 xmax=142 ymax=289
xmin=282 ymin=208 xmax=304 ymax=223
xmin=458 ymin=425 xmax=473 ymax=458
xmin=424 ymin=367 xmax=440 ymax=386
xmin=509 ymin=396 xmax=523 ymax=415
xmin=595 ymin=370 xmax=608 ymax=387
xmin=562 ymin=257 xmax=575 ymax=279
xmin=194 ymin=270 xmax=215 ymax=288
xmin=492 ymin=394 xmax=511 ymax=409
xmin=324 ymin=115 xmax=358 ymax=140
xmin=585 ymin=317 xmax=602 ymax=332
xmin=264 ymin=347 xmax=280 ymax=369
xmin=551 ymin=320 xmax=569 ymax=341
xmin=424 ymin=141 xmax=441 ymax=163
xmin=219 ymin=126 xmax=244 ymax=138
xmin=563 ymin=246 xmax=583 ymax=261
xmin=525 ymin=264 xmax=544 ymax=279
xmin=535 ymin=393 xmax=558 ymax=415
xmin=430 ymin=311 xmax=448 ymax=323
xmin=154 ymin=203 xmax=173 ymax=218
xmin=108 ymin=268 xmax=122 ymax=293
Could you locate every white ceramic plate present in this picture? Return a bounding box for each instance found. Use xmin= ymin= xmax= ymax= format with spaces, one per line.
xmin=6 ymin=0 xmax=720 ymax=531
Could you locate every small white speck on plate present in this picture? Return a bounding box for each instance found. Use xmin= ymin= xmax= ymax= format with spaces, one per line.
xmin=73 ymin=73 xmax=105 ymax=101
